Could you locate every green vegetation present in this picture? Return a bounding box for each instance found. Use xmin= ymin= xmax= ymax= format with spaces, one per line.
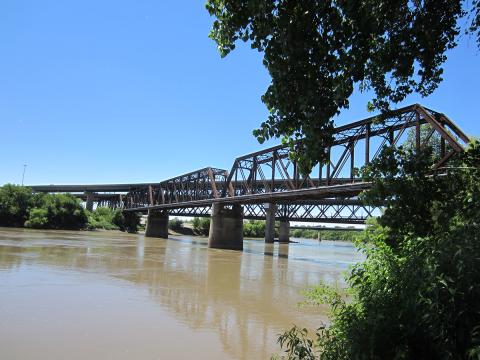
xmin=0 ymin=185 xmax=140 ymax=232
xmin=275 ymin=141 xmax=480 ymax=359
xmin=168 ymin=218 xmax=184 ymax=231
xmin=192 ymin=217 xmax=211 ymax=236
xmin=207 ymin=0 xmax=480 ymax=171
xmin=25 ymin=193 xmax=88 ymax=230
xmin=291 ymin=228 xmax=360 ymax=242
xmin=243 ymin=220 xmax=266 ymax=238
xmin=191 ymin=218 xmax=269 ymax=238
xmin=0 ymin=184 xmax=34 ymax=227
xmin=0 ymin=185 xmax=87 ymax=230
xmin=87 ymin=207 xmax=140 ymax=233
xmin=86 ymin=207 xmax=141 ymax=233
xmin=114 ymin=211 xmax=141 ymax=233
xmin=187 ymin=218 xmax=359 ymax=241
xmin=86 ymin=207 xmax=119 ymax=230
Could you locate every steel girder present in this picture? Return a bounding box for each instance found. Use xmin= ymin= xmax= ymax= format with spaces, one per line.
xmin=221 ymin=104 xmax=469 ymax=199
xmin=123 ymin=104 xmax=469 ymax=224
xmin=164 ymin=201 xmax=377 ymax=224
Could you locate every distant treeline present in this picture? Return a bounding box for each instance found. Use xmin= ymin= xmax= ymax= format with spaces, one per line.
xmin=171 ymin=217 xmax=360 ymax=241
xmin=291 ymin=228 xmax=361 ymax=242
xmin=0 ymin=184 xmax=140 ymax=232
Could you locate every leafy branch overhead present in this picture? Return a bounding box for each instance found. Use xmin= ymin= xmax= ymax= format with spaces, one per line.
xmin=206 ymin=0 xmax=480 ymax=171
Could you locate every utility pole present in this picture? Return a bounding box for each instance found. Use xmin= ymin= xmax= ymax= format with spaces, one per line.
xmin=21 ymin=164 xmax=27 ymax=186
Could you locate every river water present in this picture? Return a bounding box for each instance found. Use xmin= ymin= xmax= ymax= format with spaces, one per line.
xmin=0 ymin=227 xmax=363 ymax=359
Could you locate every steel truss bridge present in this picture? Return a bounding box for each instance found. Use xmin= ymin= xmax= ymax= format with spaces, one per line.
xmin=32 ymin=104 xmax=470 ymax=224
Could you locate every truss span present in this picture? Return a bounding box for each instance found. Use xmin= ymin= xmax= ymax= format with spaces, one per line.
xmin=124 ymin=104 xmax=471 ymax=223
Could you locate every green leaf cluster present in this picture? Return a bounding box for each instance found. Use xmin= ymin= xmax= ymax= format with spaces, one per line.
xmin=87 ymin=207 xmax=122 ymax=230
xmin=192 ymin=217 xmax=211 ymax=236
xmin=168 ymin=218 xmax=184 ymax=231
xmin=243 ymin=219 xmax=267 ymax=237
xmin=207 ymin=0 xmax=480 ymax=172
xmin=275 ymin=141 xmax=480 ymax=359
xmin=0 ymin=184 xmax=33 ymax=227
xmin=291 ymin=228 xmax=359 ymax=241
xmin=25 ymin=193 xmax=88 ymax=230
xmin=0 ymin=185 xmax=88 ymax=230
xmin=0 ymin=185 xmax=140 ymax=232
xmin=112 ymin=210 xmax=141 ymax=233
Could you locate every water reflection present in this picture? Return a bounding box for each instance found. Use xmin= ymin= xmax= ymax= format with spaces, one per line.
xmin=0 ymin=228 xmax=362 ymax=359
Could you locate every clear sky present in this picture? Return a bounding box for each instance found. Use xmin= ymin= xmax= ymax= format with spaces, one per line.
xmin=1 ymin=1 xmax=479 ymax=186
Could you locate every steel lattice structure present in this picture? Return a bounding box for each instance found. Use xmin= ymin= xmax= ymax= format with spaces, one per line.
xmin=34 ymin=104 xmax=463 ymax=224
xmin=120 ymin=104 xmax=469 ymax=223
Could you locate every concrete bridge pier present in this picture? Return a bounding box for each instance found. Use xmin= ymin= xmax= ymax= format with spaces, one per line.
xmin=85 ymin=192 xmax=95 ymax=212
xmin=279 ymin=220 xmax=290 ymax=243
xmin=264 ymin=203 xmax=276 ymax=243
xmin=145 ymin=210 xmax=169 ymax=238
xmin=208 ymin=203 xmax=243 ymax=250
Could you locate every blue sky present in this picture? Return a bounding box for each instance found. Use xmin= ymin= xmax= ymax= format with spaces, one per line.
xmin=1 ymin=0 xmax=479 ymax=186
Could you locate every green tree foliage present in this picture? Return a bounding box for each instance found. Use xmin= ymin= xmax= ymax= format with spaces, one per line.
xmin=243 ymin=220 xmax=266 ymax=237
xmin=0 ymin=185 xmax=140 ymax=232
xmin=206 ymin=0 xmax=480 ymax=172
xmin=25 ymin=193 xmax=87 ymax=230
xmin=0 ymin=184 xmax=33 ymax=227
xmin=83 ymin=207 xmax=141 ymax=233
xmin=87 ymin=207 xmax=120 ymax=230
xmin=112 ymin=210 xmax=126 ymax=230
xmin=114 ymin=211 xmax=141 ymax=233
xmin=291 ymin=228 xmax=359 ymax=242
xmin=275 ymin=141 xmax=480 ymax=359
xmin=168 ymin=218 xmax=184 ymax=231
xmin=192 ymin=217 xmax=211 ymax=236
xmin=24 ymin=208 xmax=49 ymax=228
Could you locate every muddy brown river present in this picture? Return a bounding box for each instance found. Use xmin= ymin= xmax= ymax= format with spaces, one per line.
xmin=0 ymin=227 xmax=363 ymax=359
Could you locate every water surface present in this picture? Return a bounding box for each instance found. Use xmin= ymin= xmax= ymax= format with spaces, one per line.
xmin=0 ymin=228 xmax=363 ymax=359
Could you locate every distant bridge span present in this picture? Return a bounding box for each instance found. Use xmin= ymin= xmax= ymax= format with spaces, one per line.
xmin=31 ymin=104 xmax=470 ymax=249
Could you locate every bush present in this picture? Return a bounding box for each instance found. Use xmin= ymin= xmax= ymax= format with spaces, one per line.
xmin=243 ymin=220 xmax=266 ymax=237
xmin=122 ymin=211 xmax=141 ymax=233
xmin=86 ymin=207 xmax=119 ymax=230
xmin=290 ymin=228 xmax=360 ymax=241
xmin=24 ymin=208 xmax=48 ymax=228
xmin=276 ymin=142 xmax=480 ymax=359
xmin=0 ymin=184 xmax=33 ymax=227
xmin=26 ymin=193 xmax=88 ymax=230
xmin=192 ymin=217 xmax=210 ymax=236
xmin=169 ymin=218 xmax=184 ymax=231
xmin=112 ymin=210 xmax=126 ymax=230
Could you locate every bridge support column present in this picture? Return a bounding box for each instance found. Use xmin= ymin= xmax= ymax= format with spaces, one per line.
xmin=85 ymin=192 xmax=95 ymax=212
xmin=208 ymin=203 xmax=243 ymax=250
xmin=279 ymin=220 xmax=290 ymax=243
xmin=265 ymin=203 xmax=276 ymax=243
xmin=145 ymin=210 xmax=169 ymax=238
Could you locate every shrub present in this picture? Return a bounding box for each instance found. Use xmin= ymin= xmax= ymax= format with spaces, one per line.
xmin=24 ymin=208 xmax=48 ymax=228
xmin=243 ymin=220 xmax=266 ymax=237
xmin=192 ymin=217 xmax=210 ymax=236
xmin=122 ymin=211 xmax=141 ymax=233
xmin=169 ymin=218 xmax=184 ymax=231
xmin=0 ymin=184 xmax=33 ymax=227
xmin=87 ymin=207 xmax=119 ymax=230
xmin=276 ymin=142 xmax=480 ymax=359
xmin=27 ymin=193 xmax=88 ymax=230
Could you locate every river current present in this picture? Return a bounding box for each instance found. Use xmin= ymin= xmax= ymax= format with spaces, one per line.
xmin=0 ymin=227 xmax=363 ymax=359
